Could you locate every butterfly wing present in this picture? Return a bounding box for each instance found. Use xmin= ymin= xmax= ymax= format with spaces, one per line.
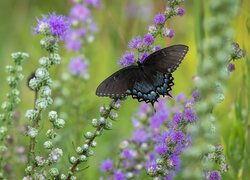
xmin=96 ymin=66 xmax=140 ymax=97
xmin=143 ymin=45 xmax=189 ymax=73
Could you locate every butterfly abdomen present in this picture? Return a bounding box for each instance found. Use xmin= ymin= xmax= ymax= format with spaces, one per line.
xmin=126 ymin=72 xmax=174 ymax=105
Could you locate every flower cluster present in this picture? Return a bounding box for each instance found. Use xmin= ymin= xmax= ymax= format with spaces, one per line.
xmin=118 ymin=1 xmax=185 ymax=67
xmin=228 ymin=42 xmax=245 ymax=72
xmin=66 ymin=0 xmax=101 ymax=78
xmin=23 ymin=12 xmax=69 ymax=179
xmin=100 ymin=91 xmax=198 ymax=179
xmin=0 ymin=52 xmax=29 ymax=178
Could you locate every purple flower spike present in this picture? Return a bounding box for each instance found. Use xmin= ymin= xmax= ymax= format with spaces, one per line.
xmin=177 ymin=8 xmax=185 ymax=16
xmin=114 ymin=171 xmax=126 ymax=180
xmin=132 ymin=129 xmax=147 ymax=143
xmin=143 ymin=34 xmax=154 ymax=46
xmin=184 ymin=109 xmax=196 ymax=122
xmin=155 ymin=45 xmax=161 ymax=51
xmin=70 ymin=4 xmax=90 ymax=21
xmin=168 ymin=154 xmax=181 ymax=169
xmin=228 ymin=63 xmax=235 ymax=72
xmin=209 ymin=171 xmax=221 ymax=180
xmin=100 ymin=159 xmax=113 ymax=172
xmin=175 ymin=93 xmax=187 ymax=102
xmin=68 ymin=57 xmax=88 ymax=76
xmin=48 ymin=12 xmax=71 ymax=39
xmin=154 ymin=13 xmax=165 ymax=25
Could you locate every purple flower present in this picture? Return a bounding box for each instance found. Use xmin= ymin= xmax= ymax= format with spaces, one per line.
xmin=192 ymin=90 xmax=200 ymax=101
xmin=171 ymin=131 xmax=184 ymax=143
xmin=32 ymin=12 xmax=70 ymax=40
xmin=173 ymin=144 xmax=183 ymax=155
xmin=79 ymin=28 xmax=87 ymax=36
xmin=128 ymin=36 xmax=142 ymax=49
xmin=172 ymin=113 xmax=183 ymax=124
xmin=209 ymin=171 xmax=221 ymax=180
xmin=140 ymin=52 xmax=149 ymax=63
xmin=143 ymin=34 xmax=154 ymax=46
xmin=156 ymin=98 xmax=168 ymax=113
xmin=168 ymin=29 xmax=174 ymax=38
xmin=184 ymin=101 xmax=195 ymax=108
xmin=137 ymin=102 xmax=149 ymax=118
xmin=168 ymin=154 xmax=181 ymax=169
xmin=114 ymin=171 xmax=126 ymax=180
xmin=150 ymin=113 xmax=167 ymax=129
xmin=65 ymin=39 xmax=82 ymax=51
xmin=85 ymin=0 xmax=101 ymax=8
xmin=68 ymin=57 xmax=88 ymax=75
xmin=48 ymin=12 xmax=71 ymax=39
xmin=156 ymin=143 xmax=167 ymax=155
xmin=122 ymin=149 xmax=132 ymax=159
xmin=132 ymin=129 xmax=147 ymax=143
xmin=228 ymin=63 xmax=235 ymax=72
xmin=154 ymin=13 xmax=165 ymax=25
xmin=70 ymin=4 xmax=90 ymax=21
xmin=100 ymin=159 xmax=113 ymax=172
xmin=90 ymin=22 xmax=98 ymax=32
xmin=119 ymin=51 xmax=136 ymax=67
xmin=184 ymin=109 xmax=196 ymax=122
xmin=155 ymin=45 xmax=161 ymax=51
xmin=175 ymin=93 xmax=187 ymax=102
xmin=177 ymin=8 xmax=185 ymax=16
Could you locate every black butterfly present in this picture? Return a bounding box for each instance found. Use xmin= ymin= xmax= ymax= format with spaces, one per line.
xmin=96 ymin=45 xmax=189 ymax=106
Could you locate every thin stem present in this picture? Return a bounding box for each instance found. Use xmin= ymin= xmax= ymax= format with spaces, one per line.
xmin=66 ymin=100 xmax=116 ymax=180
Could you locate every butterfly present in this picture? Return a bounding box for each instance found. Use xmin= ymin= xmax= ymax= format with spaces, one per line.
xmin=96 ymin=45 xmax=189 ymax=106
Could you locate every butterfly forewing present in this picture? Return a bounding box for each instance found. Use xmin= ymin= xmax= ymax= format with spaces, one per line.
xmin=143 ymin=45 xmax=189 ymax=73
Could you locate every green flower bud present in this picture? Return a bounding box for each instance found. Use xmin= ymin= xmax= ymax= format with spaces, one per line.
xmin=39 ymin=57 xmax=51 ymax=68
xmin=39 ymin=86 xmax=51 ymax=97
xmin=35 ymin=98 xmax=48 ymax=110
xmin=25 ymin=109 xmax=39 ymax=121
xmin=27 ymin=127 xmax=38 ymax=138
xmin=82 ymin=144 xmax=89 ymax=151
xmin=104 ymin=121 xmax=112 ymax=130
xmin=84 ymin=132 xmax=93 ymax=139
xmin=86 ymin=149 xmax=94 ymax=157
xmin=48 ymin=111 xmax=58 ymax=122
xmin=25 ymin=166 xmax=32 ymax=175
xmin=43 ymin=141 xmax=53 ymax=149
xmin=79 ymin=155 xmax=87 ymax=162
xmin=35 ymin=68 xmax=49 ymax=80
xmin=92 ymin=118 xmax=100 ymax=127
xmin=76 ymin=146 xmax=83 ymax=154
xmin=99 ymin=117 xmax=106 ymax=124
xmin=53 ymin=118 xmax=65 ymax=129
xmin=49 ymin=168 xmax=59 ymax=177
xmin=91 ymin=141 xmax=97 ymax=148
xmin=109 ymin=112 xmax=118 ymax=120
xmin=60 ymin=174 xmax=67 ymax=180
xmin=46 ymin=129 xmax=57 ymax=139
xmin=70 ymin=156 xmax=77 ymax=164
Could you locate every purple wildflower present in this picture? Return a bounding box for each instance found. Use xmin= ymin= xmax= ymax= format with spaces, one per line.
xmin=173 ymin=144 xmax=183 ymax=155
xmin=155 ymin=45 xmax=161 ymax=51
xmin=192 ymin=90 xmax=200 ymax=101
xmin=132 ymin=118 xmax=140 ymax=128
xmin=128 ymin=36 xmax=142 ymax=49
xmin=68 ymin=57 xmax=88 ymax=75
xmin=168 ymin=154 xmax=181 ymax=169
xmin=140 ymin=52 xmax=149 ymax=63
xmin=184 ymin=109 xmax=196 ymax=122
xmin=150 ymin=113 xmax=167 ymax=129
xmin=70 ymin=4 xmax=90 ymax=21
xmin=175 ymin=93 xmax=187 ymax=102
xmin=90 ymin=22 xmax=98 ymax=32
xmin=228 ymin=63 xmax=235 ymax=72
xmin=48 ymin=12 xmax=71 ymax=39
xmin=79 ymin=28 xmax=87 ymax=36
xmin=137 ymin=102 xmax=149 ymax=118
xmin=156 ymin=143 xmax=167 ymax=155
xmin=143 ymin=34 xmax=154 ymax=46
xmin=65 ymin=39 xmax=82 ymax=51
xmin=171 ymin=131 xmax=184 ymax=143
xmin=100 ymin=159 xmax=113 ymax=172
xmin=85 ymin=0 xmax=101 ymax=8
xmin=114 ymin=171 xmax=126 ymax=180
xmin=154 ymin=13 xmax=165 ymax=25
xmin=168 ymin=29 xmax=174 ymax=38
xmin=32 ymin=12 xmax=70 ymax=40
xmin=172 ymin=113 xmax=183 ymax=124
xmin=119 ymin=51 xmax=136 ymax=67
xmin=156 ymin=98 xmax=168 ymax=113
xmin=122 ymin=149 xmax=133 ymax=159
xmin=209 ymin=171 xmax=221 ymax=180
xmin=184 ymin=101 xmax=195 ymax=108
xmin=177 ymin=8 xmax=185 ymax=16
xmin=132 ymin=129 xmax=147 ymax=143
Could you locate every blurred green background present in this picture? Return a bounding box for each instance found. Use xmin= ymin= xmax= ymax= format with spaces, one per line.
xmin=0 ymin=0 xmax=249 ymax=179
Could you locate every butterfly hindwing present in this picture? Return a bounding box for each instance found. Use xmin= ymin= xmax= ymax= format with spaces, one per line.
xmin=96 ymin=66 xmax=139 ymax=97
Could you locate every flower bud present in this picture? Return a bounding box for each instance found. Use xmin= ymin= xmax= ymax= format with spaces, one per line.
xmin=99 ymin=117 xmax=106 ymax=124
xmin=29 ymin=77 xmax=41 ymax=90
xmin=46 ymin=129 xmax=57 ymax=139
xmin=49 ymin=168 xmax=59 ymax=177
xmin=39 ymin=86 xmax=51 ymax=97
xmin=86 ymin=149 xmax=94 ymax=157
xmin=82 ymin=144 xmax=89 ymax=151
xmin=25 ymin=166 xmax=32 ymax=175
xmin=43 ymin=141 xmax=53 ymax=149
xmin=91 ymin=118 xmax=100 ymax=127
xmin=25 ymin=109 xmax=39 ymax=121
xmin=70 ymin=156 xmax=77 ymax=164
xmin=35 ymin=98 xmax=48 ymax=110
xmin=91 ymin=141 xmax=97 ymax=148
xmin=53 ymin=118 xmax=65 ymax=129
xmin=49 ymin=53 xmax=61 ymax=65
xmin=60 ymin=174 xmax=67 ymax=180
xmin=99 ymin=105 xmax=106 ymax=116
xmin=35 ymin=68 xmax=49 ymax=80
xmin=79 ymin=155 xmax=87 ymax=162
xmin=104 ymin=121 xmax=112 ymax=130
xmin=5 ymin=65 xmax=14 ymax=73
xmin=35 ymin=156 xmax=46 ymax=167
xmin=109 ymin=112 xmax=118 ymax=120
xmin=39 ymin=57 xmax=51 ymax=68
xmin=76 ymin=146 xmax=83 ymax=154
xmin=84 ymin=132 xmax=93 ymax=139
xmin=27 ymin=127 xmax=38 ymax=138
xmin=48 ymin=111 xmax=58 ymax=122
